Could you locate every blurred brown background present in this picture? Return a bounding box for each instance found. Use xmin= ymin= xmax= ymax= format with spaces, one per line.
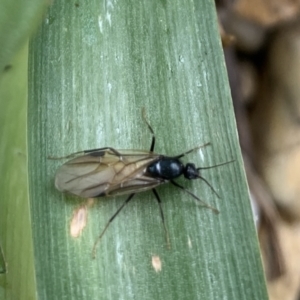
xmin=217 ymin=0 xmax=300 ymax=299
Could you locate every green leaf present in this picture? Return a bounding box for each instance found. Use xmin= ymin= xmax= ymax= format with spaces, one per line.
xmin=0 ymin=45 xmax=37 ymax=300
xmin=28 ymin=1 xmax=268 ymax=299
xmin=0 ymin=0 xmax=48 ymax=73
xmin=0 ymin=1 xmax=48 ymax=299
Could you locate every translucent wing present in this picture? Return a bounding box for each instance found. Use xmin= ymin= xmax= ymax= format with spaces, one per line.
xmin=55 ymin=148 xmax=164 ymax=198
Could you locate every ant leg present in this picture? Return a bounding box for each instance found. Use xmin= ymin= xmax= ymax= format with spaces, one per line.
xmin=152 ymin=189 xmax=170 ymax=249
xmin=142 ymin=108 xmax=156 ymax=152
xmin=48 ymin=147 xmax=122 ymax=160
xmin=84 ymin=147 xmax=122 ymax=156
xmin=175 ymin=143 xmax=211 ymax=159
xmin=92 ymin=193 xmax=135 ymax=258
xmin=170 ymin=180 xmax=219 ymax=214
xmin=85 ymin=147 xmax=128 ymax=162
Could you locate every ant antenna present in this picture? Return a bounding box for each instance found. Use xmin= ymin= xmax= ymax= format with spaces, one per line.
xmin=170 ymin=180 xmax=219 ymax=214
xmin=197 ymin=160 xmax=235 ymax=171
xmin=196 ymin=160 xmax=235 ymax=199
xmin=196 ymin=175 xmax=221 ymax=199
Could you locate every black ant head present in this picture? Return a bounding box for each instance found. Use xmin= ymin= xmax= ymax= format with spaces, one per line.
xmin=182 ymin=160 xmax=235 ymax=200
xmin=183 ymin=163 xmax=199 ymax=180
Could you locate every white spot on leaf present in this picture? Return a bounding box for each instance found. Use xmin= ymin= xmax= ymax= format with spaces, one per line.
xmin=152 ymin=255 xmax=162 ymax=272
xmin=70 ymin=199 xmax=94 ymax=238
xmin=98 ymin=15 xmax=103 ymax=33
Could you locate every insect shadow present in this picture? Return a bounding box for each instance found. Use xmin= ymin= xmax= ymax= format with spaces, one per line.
xmin=54 ymin=109 xmax=233 ymax=257
xmin=0 ymin=243 xmax=7 ymax=274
